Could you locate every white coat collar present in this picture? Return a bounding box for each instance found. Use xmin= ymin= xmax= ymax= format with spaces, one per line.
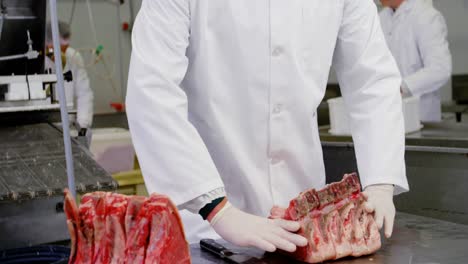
xmin=394 ymin=0 xmax=416 ymax=17
xmin=380 ymin=0 xmax=412 ymax=18
xmin=395 ymin=0 xmax=434 ymax=17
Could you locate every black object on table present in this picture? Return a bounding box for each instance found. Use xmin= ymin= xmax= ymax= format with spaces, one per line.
xmin=200 ymin=239 xmax=267 ymax=263
xmin=0 ymin=245 xmax=70 ymax=264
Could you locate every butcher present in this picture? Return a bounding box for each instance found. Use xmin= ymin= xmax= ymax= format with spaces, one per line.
xmin=126 ymin=0 xmax=410 ymax=253
xmin=379 ymin=0 xmax=452 ymax=122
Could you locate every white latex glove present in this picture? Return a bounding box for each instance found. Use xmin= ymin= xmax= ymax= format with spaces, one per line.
xmin=210 ymin=202 xmax=308 ymax=253
xmin=363 ymin=184 xmax=396 ymax=238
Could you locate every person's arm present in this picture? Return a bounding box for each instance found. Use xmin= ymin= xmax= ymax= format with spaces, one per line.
xmin=126 ymin=0 xmax=225 ymax=208
xmin=72 ymin=51 xmax=94 ymax=129
xmin=402 ymin=10 xmax=452 ymax=97
xmin=333 ymin=0 xmax=409 ymax=237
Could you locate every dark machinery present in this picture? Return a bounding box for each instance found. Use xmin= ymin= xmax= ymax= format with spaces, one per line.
xmin=0 ymin=0 xmax=116 ymax=250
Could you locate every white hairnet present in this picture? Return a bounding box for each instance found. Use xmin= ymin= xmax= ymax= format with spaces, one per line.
xmin=46 ymin=20 xmax=71 ymax=44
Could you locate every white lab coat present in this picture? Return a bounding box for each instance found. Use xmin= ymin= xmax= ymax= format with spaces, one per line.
xmin=127 ymin=0 xmax=409 ymax=243
xmin=45 ymin=47 xmax=94 ymax=128
xmin=380 ymin=0 xmax=452 ymax=122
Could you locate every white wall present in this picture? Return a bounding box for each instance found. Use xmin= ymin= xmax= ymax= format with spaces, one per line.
xmin=434 ymin=0 xmax=468 ymax=102
xmin=434 ymin=0 xmax=468 ymax=75
xmin=55 ymin=0 xmax=142 ymax=114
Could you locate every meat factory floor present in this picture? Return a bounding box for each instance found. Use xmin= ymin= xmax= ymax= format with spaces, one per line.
xmin=190 ymin=212 xmax=468 ymax=264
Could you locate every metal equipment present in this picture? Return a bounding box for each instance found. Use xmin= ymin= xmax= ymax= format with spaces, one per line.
xmin=453 ymin=74 xmax=468 ymax=104
xmin=0 ymin=0 xmax=117 ymax=250
xmin=0 ymin=0 xmax=62 ymax=113
xmin=445 ymin=74 xmax=468 ymax=122
xmin=0 ymin=124 xmax=117 ymax=249
xmin=319 ymin=123 xmax=468 ymax=225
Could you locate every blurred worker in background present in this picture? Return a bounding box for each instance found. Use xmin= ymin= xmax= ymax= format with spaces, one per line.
xmin=380 ymin=0 xmax=452 ymax=122
xmin=45 ymin=21 xmax=94 ymax=146
xmin=127 ymin=0 xmax=409 ymax=253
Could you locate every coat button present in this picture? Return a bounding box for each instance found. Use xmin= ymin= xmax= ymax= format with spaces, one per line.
xmin=273 ymin=104 xmax=283 ymax=114
xmin=270 ymin=156 xmax=281 ymax=164
xmin=272 ymin=47 xmax=283 ymax=57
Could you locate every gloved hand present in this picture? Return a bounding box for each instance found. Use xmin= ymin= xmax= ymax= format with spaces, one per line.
xmin=75 ymin=127 xmax=92 ymax=148
xmin=78 ymin=128 xmax=88 ymax=137
xmin=363 ymin=184 xmax=395 ymax=238
xmin=210 ymin=202 xmax=308 ymax=253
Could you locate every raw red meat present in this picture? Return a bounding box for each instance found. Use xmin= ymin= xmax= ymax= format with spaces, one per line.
xmin=64 ymin=189 xmax=89 ymax=264
xmin=125 ymin=199 xmax=152 ymax=263
xmin=64 ymin=190 xmax=191 ymax=264
xmin=125 ymin=196 xmax=146 ymax=238
xmin=103 ymin=193 xmax=128 ymax=263
xmin=270 ymin=173 xmax=381 ymax=263
xmin=144 ymin=195 xmax=191 ymax=264
xmin=76 ymin=191 xmax=108 ymax=264
xmin=64 ymin=190 xmax=79 ymax=263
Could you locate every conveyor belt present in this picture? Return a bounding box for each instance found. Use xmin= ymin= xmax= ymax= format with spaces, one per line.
xmin=190 ymin=212 xmax=468 ymax=264
xmin=0 ymin=123 xmax=117 ymax=201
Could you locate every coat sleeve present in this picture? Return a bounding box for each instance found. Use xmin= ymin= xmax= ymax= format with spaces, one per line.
xmin=333 ymin=0 xmax=409 ymax=194
xmin=126 ymin=0 xmax=225 ymax=206
xmin=403 ymin=9 xmax=452 ymax=96
xmin=72 ymin=51 xmax=94 ymax=128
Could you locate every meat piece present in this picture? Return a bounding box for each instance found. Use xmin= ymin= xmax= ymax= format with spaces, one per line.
xmin=64 ymin=189 xmax=88 ymax=264
xmin=365 ymin=212 xmax=382 ymax=254
xmin=125 ymin=198 xmax=152 ymax=263
xmin=269 ymin=173 xmax=381 ymax=263
xmin=348 ymin=197 xmax=368 ymax=257
xmin=103 ymin=193 xmax=128 ymax=263
xmin=91 ymin=192 xmax=107 ymax=264
xmin=352 ymin=197 xmax=382 ymax=257
xmin=64 ymin=189 xmax=78 ymax=264
xmin=326 ymin=207 xmax=352 ymax=259
xmin=338 ymin=200 xmax=357 ymax=256
xmin=125 ymin=196 xmax=146 ymax=238
xmin=64 ymin=191 xmax=191 ymax=264
xmin=78 ymin=196 xmax=97 ymax=264
xmin=144 ymin=194 xmax=191 ymax=264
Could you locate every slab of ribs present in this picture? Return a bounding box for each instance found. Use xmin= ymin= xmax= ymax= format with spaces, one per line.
xmin=270 ymin=173 xmax=381 ymax=263
xmin=64 ymin=190 xmax=191 ymax=264
xmin=64 ymin=173 xmax=379 ymax=263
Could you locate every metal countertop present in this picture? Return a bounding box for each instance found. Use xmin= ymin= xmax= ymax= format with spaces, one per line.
xmin=190 ymin=212 xmax=468 ymax=264
xmin=90 ymin=113 xmax=468 ymax=148
xmin=92 ymin=112 xmax=129 ymax=129
xmin=319 ymin=122 xmax=468 ymax=149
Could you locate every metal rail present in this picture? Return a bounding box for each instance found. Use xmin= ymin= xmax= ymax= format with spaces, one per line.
xmin=49 ymin=0 xmax=76 ymax=198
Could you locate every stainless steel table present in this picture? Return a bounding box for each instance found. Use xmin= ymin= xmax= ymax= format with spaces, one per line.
xmin=319 ymin=122 xmax=468 ymax=149
xmin=191 ymin=212 xmax=468 ymax=264
xmin=92 ymin=112 xmax=129 ymax=129
xmin=318 ymin=122 xmax=468 ymax=225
